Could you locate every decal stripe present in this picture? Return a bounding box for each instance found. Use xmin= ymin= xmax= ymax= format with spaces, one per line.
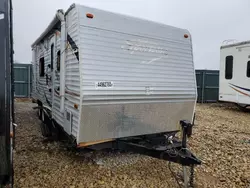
xmin=230 ymin=86 xmax=250 ymax=97
xmin=67 ymin=34 xmax=79 ymax=61
xmin=229 ymin=83 xmax=250 ymax=92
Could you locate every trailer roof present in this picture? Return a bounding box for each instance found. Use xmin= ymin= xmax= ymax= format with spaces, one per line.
xmin=32 ymin=3 xmax=190 ymax=49
xmin=31 ymin=4 xmax=79 ymax=48
xmin=31 ymin=9 xmax=63 ymax=48
xmin=220 ymin=40 xmax=250 ymax=49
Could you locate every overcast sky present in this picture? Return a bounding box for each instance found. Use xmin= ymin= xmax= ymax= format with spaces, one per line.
xmin=13 ymin=0 xmax=250 ymax=70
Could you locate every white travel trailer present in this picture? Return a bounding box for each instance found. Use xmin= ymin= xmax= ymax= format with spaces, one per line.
xmin=219 ymin=40 xmax=250 ymax=109
xmin=31 ymin=4 xmax=197 ymax=148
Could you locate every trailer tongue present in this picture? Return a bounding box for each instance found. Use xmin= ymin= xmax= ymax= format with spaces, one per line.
xmin=115 ymin=120 xmax=201 ymax=188
xmin=75 ymin=119 xmax=201 ymax=187
xmin=117 ymin=121 xmax=200 ymax=165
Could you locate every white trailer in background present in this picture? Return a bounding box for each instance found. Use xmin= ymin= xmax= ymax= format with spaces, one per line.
xmin=31 ymin=4 xmax=200 ymax=187
xmin=219 ymin=40 xmax=250 ymax=109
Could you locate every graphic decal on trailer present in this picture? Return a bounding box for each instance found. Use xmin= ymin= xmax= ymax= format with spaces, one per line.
xmin=229 ymin=83 xmax=250 ymax=97
xmin=67 ymin=34 xmax=79 ymax=61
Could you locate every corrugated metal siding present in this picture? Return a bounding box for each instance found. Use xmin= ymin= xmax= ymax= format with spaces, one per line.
xmin=14 ymin=64 xmax=32 ymax=97
xmin=32 ymin=49 xmax=38 ymax=100
xmin=63 ymin=7 xmax=80 ymax=137
xmin=196 ymin=70 xmax=219 ymax=103
xmin=76 ymin=5 xmax=197 ymax=143
xmin=32 ymin=43 xmax=52 ymax=106
xmin=77 ymin=5 xmax=189 ymax=44
xmin=78 ymin=5 xmax=196 ymax=104
xmin=32 ymin=7 xmax=80 ymax=137
xmin=51 ymin=33 xmax=64 ymax=127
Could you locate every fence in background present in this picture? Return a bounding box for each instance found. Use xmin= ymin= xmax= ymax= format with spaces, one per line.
xmin=196 ymin=70 xmax=219 ymax=103
xmin=14 ymin=63 xmax=32 ymax=97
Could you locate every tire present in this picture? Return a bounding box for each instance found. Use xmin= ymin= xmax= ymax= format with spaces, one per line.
xmin=50 ymin=121 xmax=60 ymax=141
xmin=40 ymin=122 xmax=47 ymax=137
xmin=40 ymin=122 xmax=51 ymax=138
xmin=38 ymin=108 xmax=42 ymax=120
xmin=40 ymin=110 xmax=52 ymax=137
xmin=37 ymin=100 xmax=43 ymax=120
xmin=236 ymin=104 xmax=250 ymax=112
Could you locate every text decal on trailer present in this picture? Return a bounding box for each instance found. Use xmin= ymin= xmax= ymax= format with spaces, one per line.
xmin=121 ymin=39 xmax=168 ymax=55
xmin=95 ymin=81 xmax=114 ymax=89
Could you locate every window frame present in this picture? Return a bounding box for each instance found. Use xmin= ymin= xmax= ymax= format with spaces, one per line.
xmin=247 ymin=61 xmax=250 ymax=78
xmin=56 ymin=50 xmax=60 ymax=72
xmin=39 ymin=57 xmax=45 ymax=77
xmin=225 ymin=55 xmax=233 ymax=80
xmin=50 ymin=44 xmax=54 ymax=70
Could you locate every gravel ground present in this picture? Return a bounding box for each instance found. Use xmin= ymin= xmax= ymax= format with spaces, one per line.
xmin=13 ymin=101 xmax=250 ymax=188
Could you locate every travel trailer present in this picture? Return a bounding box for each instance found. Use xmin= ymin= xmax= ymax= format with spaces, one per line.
xmin=219 ymin=40 xmax=250 ymax=109
xmin=31 ymin=4 xmax=197 ymax=147
xmin=32 ymin=4 xmax=201 ymax=187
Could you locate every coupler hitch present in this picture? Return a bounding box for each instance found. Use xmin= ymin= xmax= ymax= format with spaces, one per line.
xmin=116 ymin=120 xmax=201 ymax=188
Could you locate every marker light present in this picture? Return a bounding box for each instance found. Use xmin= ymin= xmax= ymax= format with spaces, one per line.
xmin=86 ymin=13 xmax=94 ymax=19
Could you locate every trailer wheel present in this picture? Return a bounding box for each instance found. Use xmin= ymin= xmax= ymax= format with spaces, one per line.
xmin=236 ymin=104 xmax=250 ymax=112
xmin=40 ymin=122 xmax=46 ymax=137
xmin=40 ymin=110 xmax=52 ymax=137
xmin=38 ymin=109 xmax=42 ymax=120
xmin=50 ymin=121 xmax=60 ymax=141
xmin=40 ymin=122 xmax=52 ymax=138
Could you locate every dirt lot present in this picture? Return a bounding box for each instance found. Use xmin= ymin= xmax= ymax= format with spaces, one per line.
xmin=14 ymin=101 xmax=250 ymax=188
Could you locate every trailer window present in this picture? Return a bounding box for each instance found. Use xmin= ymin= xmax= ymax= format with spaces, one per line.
xmin=39 ymin=57 xmax=45 ymax=77
xmin=50 ymin=44 xmax=54 ymax=70
xmin=225 ymin=56 xmax=233 ymax=79
xmin=247 ymin=61 xmax=250 ymax=77
xmin=57 ymin=51 xmax=60 ymax=71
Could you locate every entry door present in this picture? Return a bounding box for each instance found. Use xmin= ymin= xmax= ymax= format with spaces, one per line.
xmin=52 ymin=32 xmax=72 ymax=135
